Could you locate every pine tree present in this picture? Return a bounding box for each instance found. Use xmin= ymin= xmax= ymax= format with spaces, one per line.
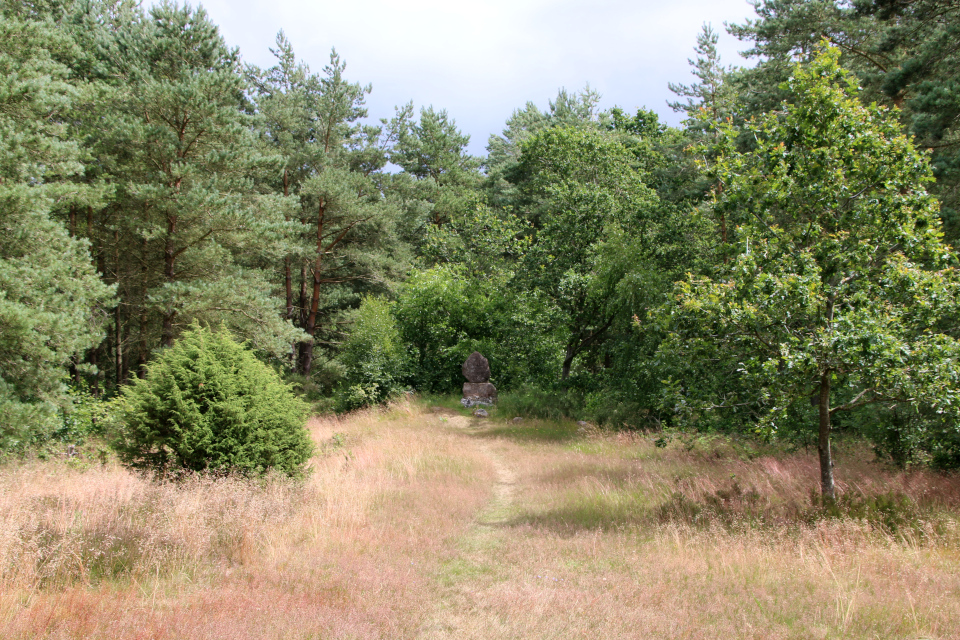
xmin=484 ymin=87 xmax=602 ymax=208
xmin=0 ymin=1 xmax=115 ymax=446
xmin=391 ymin=105 xmax=480 ymax=227
xmin=249 ymin=40 xmax=409 ymax=376
xmin=668 ymin=23 xmax=734 ymax=126
xmin=99 ymin=2 xmax=299 ymax=364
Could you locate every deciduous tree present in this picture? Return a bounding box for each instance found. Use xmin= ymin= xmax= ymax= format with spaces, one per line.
xmin=661 ymin=46 xmax=960 ymax=501
xmin=513 ymin=127 xmax=658 ymax=379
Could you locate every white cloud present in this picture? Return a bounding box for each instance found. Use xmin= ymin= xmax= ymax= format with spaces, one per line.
xmin=152 ymin=0 xmax=758 ymax=154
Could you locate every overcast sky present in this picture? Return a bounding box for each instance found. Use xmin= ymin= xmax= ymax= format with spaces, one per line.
xmin=160 ymin=0 xmax=760 ymax=156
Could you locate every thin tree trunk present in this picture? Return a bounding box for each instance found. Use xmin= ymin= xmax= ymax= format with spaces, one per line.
xmin=120 ymin=327 xmax=129 ymax=384
xmin=298 ymin=339 xmax=314 ymax=376
xmin=818 ymin=293 xmax=837 ymax=503
xmin=162 ymin=216 xmax=178 ymax=347
xmin=90 ymin=343 xmax=100 ymax=398
xmin=285 ymin=258 xmax=293 ymax=319
xmin=818 ymin=370 xmax=836 ymax=503
xmin=66 ymin=205 xmax=81 ymax=386
xmin=299 ymin=263 xmax=308 ymax=326
xmin=115 ymin=306 xmax=124 ymax=386
xmin=560 ymin=317 xmax=613 ymax=380
xmin=293 ymin=262 xmax=308 ymax=367
xmin=114 ymin=229 xmax=125 ymax=386
xmin=561 ymin=345 xmax=575 ymax=380
xmin=136 ymin=235 xmax=149 ymax=378
xmin=283 ymin=170 xmax=297 ymax=367
xmin=283 ymin=169 xmax=294 ymax=320
xmin=299 ymin=199 xmax=326 ymax=376
xmin=86 ymin=206 xmax=104 ymax=394
xmin=137 ymin=311 xmax=148 ymax=379
xmin=161 ymin=314 xmax=176 ymax=348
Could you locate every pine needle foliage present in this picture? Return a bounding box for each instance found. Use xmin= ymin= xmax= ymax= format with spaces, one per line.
xmin=114 ymin=324 xmax=312 ymax=477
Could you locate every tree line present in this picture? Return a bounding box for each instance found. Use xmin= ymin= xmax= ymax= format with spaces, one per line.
xmin=4 ymin=0 xmax=960 ymax=499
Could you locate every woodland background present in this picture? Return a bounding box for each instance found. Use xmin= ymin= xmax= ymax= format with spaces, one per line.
xmin=5 ymin=0 xmax=960 ymax=478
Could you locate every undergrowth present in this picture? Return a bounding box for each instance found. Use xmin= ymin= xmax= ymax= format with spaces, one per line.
xmin=487 ymin=413 xmax=960 ymax=542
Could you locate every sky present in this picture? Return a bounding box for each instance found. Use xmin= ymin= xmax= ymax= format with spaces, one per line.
xmin=156 ymin=0 xmax=760 ymax=156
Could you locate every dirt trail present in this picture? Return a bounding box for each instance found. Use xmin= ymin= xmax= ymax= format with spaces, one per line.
xmin=417 ymin=409 xmax=517 ymax=639
xmin=427 ymin=408 xmax=516 ymax=521
xmin=475 ymin=442 xmax=516 ymax=527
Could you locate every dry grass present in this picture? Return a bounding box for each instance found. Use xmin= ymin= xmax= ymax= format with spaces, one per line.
xmin=0 ymin=400 xmax=493 ymax=639
xmin=510 ymin=428 xmax=960 ymax=536
xmin=424 ymin=419 xmax=960 ymax=639
xmin=3 ymin=403 xmax=960 ymax=639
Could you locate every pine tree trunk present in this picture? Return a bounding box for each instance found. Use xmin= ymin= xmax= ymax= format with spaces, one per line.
xmin=137 ymin=311 xmax=149 ymax=378
xmin=285 ymin=258 xmax=293 ymax=319
xmin=299 ymin=200 xmax=326 ymax=376
xmin=161 ymin=312 xmax=176 ymax=348
xmin=90 ymin=342 xmax=101 ymax=397
xmin=115 ymin=306 xmax=125 ymax=386
xmin=298 ymin=341 xmax=314 ymax=377
xmin=283 ymin=170 xmax=294 ymax=320
xmin=162 ymin=216 xmax=178 ymax=348
xmin=299 ymin=263 xmax=308 ymax=327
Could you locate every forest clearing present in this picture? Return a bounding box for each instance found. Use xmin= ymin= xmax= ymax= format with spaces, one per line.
xmin=3 ymin=399 xmax=959 ymax=640
xmin=6 ymin=2 xmax=960 ymax=635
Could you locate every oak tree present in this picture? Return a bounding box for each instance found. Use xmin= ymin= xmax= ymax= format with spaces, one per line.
xmin=661 ymin=47 xmax=960 ymax=501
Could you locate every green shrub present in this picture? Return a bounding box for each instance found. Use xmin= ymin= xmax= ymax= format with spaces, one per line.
xmin=336 ymin=296 xmax=408 ymax=411
xmin=393 ymin=265 xmax=563 ymax=394
xmin=496 ymin=386 xmax=569 ymax=421
xmin=113 ymin=324 xmax=313 ymax=476
xmin=54 ymin=386 xmax=117 ymax=445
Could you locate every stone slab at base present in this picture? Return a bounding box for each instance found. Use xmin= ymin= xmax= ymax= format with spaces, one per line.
xmin=461 ymin=398 xmax=495 ymax=408
xmin=462 ymin=382 xmax=497 ymax=407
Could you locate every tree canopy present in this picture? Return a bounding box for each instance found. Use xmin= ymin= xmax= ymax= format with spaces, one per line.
xmin=6 ymin=0 xmax=960 ymax=493
xmin=661 ymin=45 xmax=960 ymax=499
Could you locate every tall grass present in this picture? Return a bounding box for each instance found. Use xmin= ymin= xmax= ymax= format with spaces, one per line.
xmin=509 ymin=426 xmax=960 ymax=538
xmin=3 ymin=402 xmax=960 ymax=638
xmin=421 ymin=419 xmax=960 ymax=639
xmin=0 ymin=400 xmax=493 ymax=639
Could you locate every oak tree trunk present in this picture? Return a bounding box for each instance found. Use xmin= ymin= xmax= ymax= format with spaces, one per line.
xmin=818 ymin=371 xmax=836 ymax=503
xmin=561 ymin=345 xmax=575 ymax=380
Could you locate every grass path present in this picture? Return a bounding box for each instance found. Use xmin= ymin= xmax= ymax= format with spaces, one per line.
xmin=3 ymin=400 xmax=960 ymax=639
xmin=417 ymin=410 xmax=518 ymax=638
xmin=414 ymin=406 xmax=960 ymax=639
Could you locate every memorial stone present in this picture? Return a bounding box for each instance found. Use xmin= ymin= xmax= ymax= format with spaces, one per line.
xmin=461 ymin=352 xmax=497 ymax=406
xmin=462 ymin=351 xmax=491 ymax=383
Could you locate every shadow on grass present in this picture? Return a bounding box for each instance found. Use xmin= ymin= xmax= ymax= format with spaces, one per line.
xmin=504 ymin=487 xmax=773 ymax=537
xmin=506 ymin=500 xmax=651 ymax=536
xmin=471 ymin=421 xmax=580 ymax=444
xmin=506 ymin=483 xmax=939 ymax=539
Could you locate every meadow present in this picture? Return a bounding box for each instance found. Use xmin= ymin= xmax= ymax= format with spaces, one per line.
xmin=2 ymin=400 xmax=959 ymax=639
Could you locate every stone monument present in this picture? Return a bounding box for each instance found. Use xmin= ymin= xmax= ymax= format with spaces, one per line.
xmin=461 ymin=351 xmax=497 ymax=407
